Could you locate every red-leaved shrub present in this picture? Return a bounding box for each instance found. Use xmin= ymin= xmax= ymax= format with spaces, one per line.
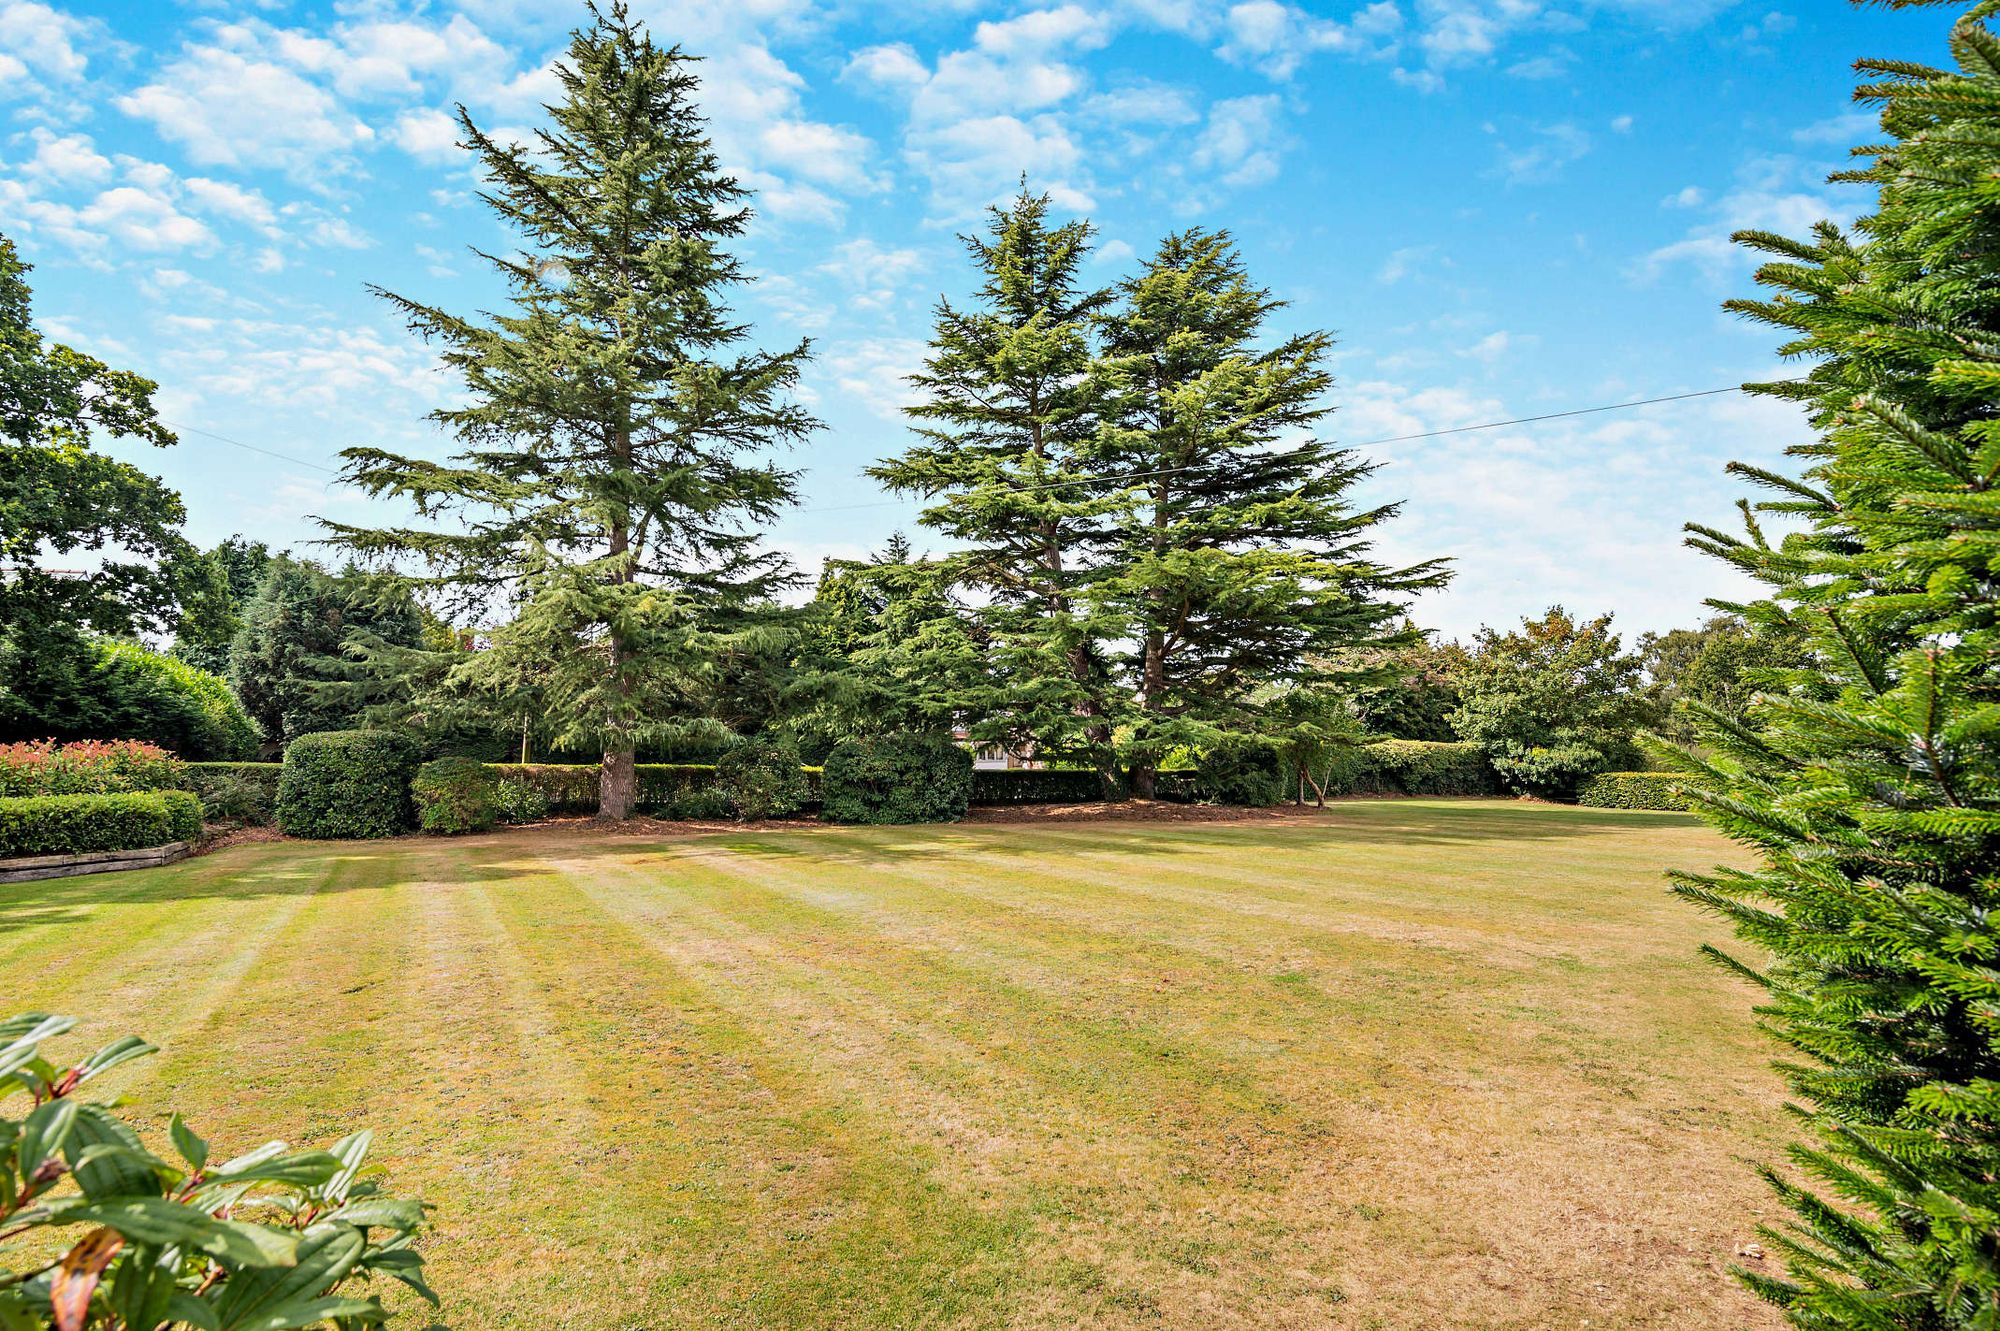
xmin=0 ymin=738 xmax=185 ymax=797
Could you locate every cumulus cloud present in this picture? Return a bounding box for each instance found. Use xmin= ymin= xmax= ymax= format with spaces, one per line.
xmin=1190 ymin=94 xmax=1285 ymax=188
xmin=1489 ymin=121 xmax=1591 ymax=185
xmin=117 ymin=45 xmax=376 ymax=176
xmin=1216 ymin=0 xmax=1401 ymax=80
xmin=0 ymin=1 xmax=93 ymax=98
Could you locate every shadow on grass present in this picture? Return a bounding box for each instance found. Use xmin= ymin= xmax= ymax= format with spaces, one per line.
xmin=0 ymin=800 xmax=1706 ymax=928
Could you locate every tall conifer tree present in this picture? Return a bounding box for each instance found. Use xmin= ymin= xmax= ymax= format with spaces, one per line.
xmin=870 ymin=187 xmax=1125 ymax=785
xmin=329 ymin=2 xmax=813 ymax=818
xmin=1096 ymin=230 xmax=1445 ymax=796
xmin=1674 ymin=2 xmax=2000 ymax=1322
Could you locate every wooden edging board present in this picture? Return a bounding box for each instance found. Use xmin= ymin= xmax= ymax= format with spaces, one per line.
xmin=0 ymin=842 xmax=192 ymax=884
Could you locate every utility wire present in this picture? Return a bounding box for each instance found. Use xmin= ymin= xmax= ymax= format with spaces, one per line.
xmin=161 ymin=377 xmax=1806 ymax=506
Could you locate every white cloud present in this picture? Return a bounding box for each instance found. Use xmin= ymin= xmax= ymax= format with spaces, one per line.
xmin=1379 ymin=244 xmax=1440 ymax=284
xmin=1490 ymin=121 xmax=1591 ymax=185
xmin=1662 ymin=185 xmax=1704 ymax=208
xmin=117 ymin=45 xmax=376 ymax=176
xmin=1191 ymin=94 xmax=1286 ymax=188
xmin=77 ymin=186 xmax=216 ymax=253
xmin=0 ymin=1 xmax=92 ymax=98
xmin=390 ymin=108 xmax=462 ymax=165
xmin=1461 ymin=330 xmax=1512 ymax=362
xmin=1217 ymin=0 xmax=1400 ymax=79
xmin=18 ymin=129 xmax=111 ymax=185
xmin=182 ymin=177 xmax=278 ymax=233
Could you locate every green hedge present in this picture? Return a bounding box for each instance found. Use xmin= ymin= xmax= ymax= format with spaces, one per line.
xmin=822 ymin=733 xmax=972 ymax=825
xmin=485 ymin=761 xmax=826 ymax=817
xmin=1350 ymin=740 xmax=1497 ymax=797
xmin=0 ymin=790 xmax=202 ymax=858
xmin=970 ymin=768 xmax=1113 ymax=805
xmin=413 ymin=757 xmax=500 ymax=834
xmin=277 ymin=731 xmax=418 ymax=839
xmin=1575 ymin=771 xmax=1697 ymax=811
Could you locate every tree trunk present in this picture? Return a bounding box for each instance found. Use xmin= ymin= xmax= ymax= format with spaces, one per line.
xmin=1131 ymin=763 xmax=1157 ymax=800
xmin=600 ymin=747 xmax=637 ymax=821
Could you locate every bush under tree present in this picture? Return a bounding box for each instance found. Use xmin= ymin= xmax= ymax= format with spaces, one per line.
xmin=276 ymin=731 xmax=417 ymax=841
xmin=716 ymin=736 xmax=808 ymax=820
xmin=410 ymin=757 xmax=500 ymax=835
xmin=821 ymin=733 xmax=972 ymax=825
xmin=1671 ymin=4 xmax=2000 ymax=1323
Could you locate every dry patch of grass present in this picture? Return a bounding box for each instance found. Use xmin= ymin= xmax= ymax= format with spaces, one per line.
xmin=0 ymin=800 xmax=1786 ymax=1329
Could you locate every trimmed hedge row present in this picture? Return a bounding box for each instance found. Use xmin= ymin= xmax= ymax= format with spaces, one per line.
xmin=485 ymin=761 xmax=825 ymax=817
xmin=1576 ymin=771 xmax=1697 ymax=811
xmin=277 ymin=731 xmax=418 ymax=840
xmin=0 ymin=790 xmax=202 ymax=858
xmin=1346 ymin=740 xmax=1497 ymax=797
xmin=970 ymin=768 xmax=1111 ymax=805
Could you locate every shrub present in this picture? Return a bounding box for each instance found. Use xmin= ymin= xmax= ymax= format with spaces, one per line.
xmin=1577 ymin=771 xmax=1693 ymax=811
xmin=969 ymin=767 xmax=1110 ymax=805
xmin=0 ymin=791 xmax=197 ymax=857
xmin=412 ymin=757 xmax=500 ymax=834
xmin=0 ymin=1009 xmax=433 ymax=1330
xmin=1359 ymin=740 xmax=1497 ymax=797
xmin=660 ymin=787 xmax=737 ymax=820
xmin=821 ymin=733 xmax=972 ymax=825
xmin=93 ymin=639 xmax=263 ymax=760
xmin=1189 ymin=737 xmax=1287 ymax=807
xmin=493 ymin=776 xmax=552 ymax=824
xmin=179 ymin=761 xmax=283 ymax=826
xmin=0 ymin=739 xmax=184 ymax=797
xmin=717 ymin=737 xmax=808 ymax=820
xmin=277 ymin=731 xmax=417 ymax=840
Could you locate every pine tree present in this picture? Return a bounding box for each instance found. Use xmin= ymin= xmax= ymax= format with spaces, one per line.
xmin=1673 ymin=2 xmax=2000 ymax=1323
xmin=870 ymin=186 xmax=1125 ymax=787
xmin=1096 ymin=229 xmax=1446 ymax=796
xmin=329 ymin=1 xmax=814 ymax=818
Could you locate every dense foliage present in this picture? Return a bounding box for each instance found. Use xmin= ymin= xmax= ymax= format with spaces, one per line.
xmin=0 ymin=790 xmax=200 ymax=858
xmin=328 ymin=4 xmax=813 ymax=819
xmin=0 ymin=741 xmax=182 ymax=798
xmin=276 ymin=732 xmax=417 ymax=841
xmin=228 ymin=558 xmax=425 ymax=750
xmin=1577 ymin=772 xmax=1693 ymax=811
xmin=821 ymin=733 xmax=972 ymax=825
xmin=969 ymin=768 xmax=1109 ymax=805
xmin=1638 ymin=613 xmax=1810 ymax=745
xmin=410 ymin=757 xmax=499 ymax=835
xmin=1449 ymin=608 xmax=1650 ymax=799
xmin=0 ymin=1009 xmax=432 ymax=1330
xmin=715 ymin=737 xmax=808 ymax=820
xmin=1356 ymin=740 xmax=1498 ymax=798
xmin=3 ymin=638 xmax=259 ymax=763
xmin=1670 ymin=4 xmax=2000 ymax=1324
xmin=0 ymin=233 xmax=189 ymax=748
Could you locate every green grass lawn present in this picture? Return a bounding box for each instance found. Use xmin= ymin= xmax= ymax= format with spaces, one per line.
xmin=3 ymin=800 xmax=1788 ymax=1330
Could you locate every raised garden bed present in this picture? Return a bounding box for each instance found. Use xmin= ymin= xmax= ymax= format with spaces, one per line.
xmin=0 ymin=841 xmax=192 ymax=884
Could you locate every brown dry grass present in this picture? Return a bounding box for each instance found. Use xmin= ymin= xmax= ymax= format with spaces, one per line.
xmin=5 ymin=799 xmax=1785 ymax=1329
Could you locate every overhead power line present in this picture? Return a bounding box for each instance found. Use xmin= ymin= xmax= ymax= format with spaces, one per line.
xmin=161 ymin=376 xmax=1806 ymax=508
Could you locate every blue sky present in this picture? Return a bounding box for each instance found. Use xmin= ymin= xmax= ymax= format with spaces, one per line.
xmin=0 ymin=0 xmax=1940 ymax=639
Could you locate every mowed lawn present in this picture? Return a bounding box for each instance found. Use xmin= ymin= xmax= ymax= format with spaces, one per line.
xmin=2 ymin=800 xmax=1789 ymax=1330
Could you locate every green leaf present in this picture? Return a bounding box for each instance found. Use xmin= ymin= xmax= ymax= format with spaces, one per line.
xmin=212 ymin=1224 xmax=365 ymax=1331
xmin=169 ymin=1114 xmax=209 ymax=1172
xmin=58 ymin=1196 xmax=300 ymax=1268
xmin=326 ymin=1198 xmax=422 ymax=1231
xmin=19 ymin=1099 xmax=77 ymax=1182
xmin=213 ymin=1149 xmax=341 ymax=1189
xmin=167 ymin=1291 xmax=223 ymax=1331
xmin=221 ymin=1295 xmax=383 ymax=1331
xmin=71 ymin=1036 xmax=156 ymax=1085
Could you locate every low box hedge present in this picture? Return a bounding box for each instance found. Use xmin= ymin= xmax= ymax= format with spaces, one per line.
xmin=969 ymin=768 xmax=1112 ymax=805
xmin=1576 ymin=771 xmax=1696 ymax=811
xmin=277 ymin=731 xmax=418 ymax=840
xmin=1350 ymin=740 xmax=1497 ymax=797
xmin=0 ymin=790 xmax=203 ymax=858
